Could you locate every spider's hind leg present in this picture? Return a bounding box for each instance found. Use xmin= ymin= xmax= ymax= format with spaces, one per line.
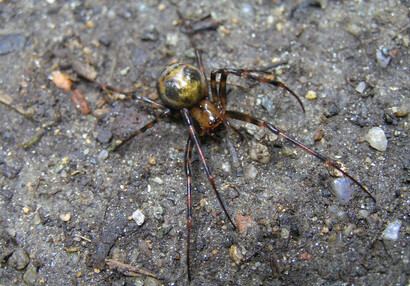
xmin=78 ymin=73 xmax=166 ymax=109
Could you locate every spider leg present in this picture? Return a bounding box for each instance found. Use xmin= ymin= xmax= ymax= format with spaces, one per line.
xmin=180 ymin=108 xmax=237 ymax=229
xmin=210 ymin=68 xmax=305 ymax=112
xmin=113 ymin=109 xmax=171 ymax=150
xmin=225 ymin=110 xmax=376 ymax=203
xmin=177 ymin=11 xmax=213 ymax=99
xmin=78 ymin=74 xmax=166 ymax=110
xmin=184 ymin=135 xmax=194 ymax=282
xmin=224 ymin=120 xmax=248 ymax=144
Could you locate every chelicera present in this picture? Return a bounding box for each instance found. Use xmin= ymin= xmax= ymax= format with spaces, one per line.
xmin=79 ymin=14 xmax=375 ymax=282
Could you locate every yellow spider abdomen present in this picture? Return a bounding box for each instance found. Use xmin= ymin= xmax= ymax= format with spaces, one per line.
xmin=156 ymin=63 xmax=206 ymax=109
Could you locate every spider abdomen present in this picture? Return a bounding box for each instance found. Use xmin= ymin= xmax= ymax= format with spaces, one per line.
xmin=156 ymin=63 xmax=207 ymax=109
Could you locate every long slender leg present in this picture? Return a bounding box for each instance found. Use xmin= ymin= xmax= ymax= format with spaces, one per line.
xmin=224 ymin=120 xmax=249 ymax=144
xmin=225 ymin=110 xmax=376 ymax=203
xmin=184 ymin=136 xmax=194 ymax=282
xmin=177 ymin=11 xmax=219 ymax=99
xmin=180 ymin=108 xmax=237 ymax=228
xmin=113 ymin=109 xmax=171 ymax=150
xmin=210 ymin=68 xmax=305 ymax=112
xmin=78 ymin=74 xmax=166 ymax=110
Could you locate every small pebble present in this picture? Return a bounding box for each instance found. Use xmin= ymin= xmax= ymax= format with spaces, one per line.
xmin=261 ymin=96 xmax=275 ymax=115
xmin=0 ymin=34 xmax=26 ymax=55
xmin=23 ymin=265 xmax=38 ymax=285
xmin=99 ymin=36 xmax=111 ymax=47
xmin=314 ymin=126 xmax=325 ymax=141
xmin=60 ymin=213 xmax=71 ymax=222
xmin=355 ymin=82 xmax=367 ymax=94
xmin=281 ymin=228 xmax=290 ymax=239
xmin=365 ymin=127 xmax=388 ymax=151
xmin=86 ymin=21 xmax=95 ymax=29
xmin=33 ymin=212 xmax=42 ymax=225
xmin=148 ymin=156 xmax=157 ymax=165
xmin=51 ymin=71 xmax=72 ymax=92
xmin=249 ymin=141 xmax=271 ymax=164
xmin=229 ymin=245 xmax=244 ymax=265
xmin=305 ymin=90 xmax=317 ymax=100
xmin=152 ymin=177 xmax=163 ymax=184
xmin=9 ymin=248 xmax=30 ymax=270
xmin=6 ymin=228 xmax=16 ymax=237
xmin=220 ymin=161 xmax=231 ymax=173
xmin=71 ymin=90 xmax=91 ymax=114
xmin=393 ymin=103 xmax=409 ymax=117
xmin=331 ymin=178 xmax=355 ymax=204
xmin=150 ymin=204 xmax=164 ymax=222
xmin=142 ymin=29 xmax=159 ymax=42
xmin=244 ymin=164 xmax=258 ymax=180
xmin=166 ymin=33 xmax=178 ymax=47
xmin=324 ymin=102 xmax=339 ymax=118
xmin=300 ymin=251 xmax=312 ymax=261
xmin=347 ymin=23 xmax=361 ymax=37
xmin=93 ymin=108 xmax=110 ymax=118
xmin=376 ymin=46 xmax=391 ymax=68
xmin=321 ymin=226 xmax=329 ymax=234
xmin=382 ymin=219 xmax=402 ymax=241
xmin=97 ymin=150 xmax=109 ymax=161
xmin=132 ymin=209 xmax=145 ymax=226
xmin=235 ymin=214 xmax=256 ymax=234
xmin=119 ymin=67 xmax=130 ymax=76
xmin=97 ymin=129 xmax=113 ymax=144
xmin=282 ymin=147 xmax=293 ymax=157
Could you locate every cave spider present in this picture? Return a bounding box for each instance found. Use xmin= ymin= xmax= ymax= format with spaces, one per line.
xmin=79 ymin=13 xmax=375 ymax=282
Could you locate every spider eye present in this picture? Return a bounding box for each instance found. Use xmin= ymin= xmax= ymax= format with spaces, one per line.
xmin=209 ymin=117 xmax=219 ymax=126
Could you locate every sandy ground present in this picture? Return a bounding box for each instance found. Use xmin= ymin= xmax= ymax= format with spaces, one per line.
xmin=0 ymin=0 xmax=409 ymax=285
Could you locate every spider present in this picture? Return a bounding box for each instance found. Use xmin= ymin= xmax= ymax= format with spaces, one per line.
xmin=78 ymin=13 xmax=375 ymax=282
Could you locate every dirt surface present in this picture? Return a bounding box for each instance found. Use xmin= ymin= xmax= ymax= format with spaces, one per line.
xmin=0 ymin=0 xmax=409 ymax=285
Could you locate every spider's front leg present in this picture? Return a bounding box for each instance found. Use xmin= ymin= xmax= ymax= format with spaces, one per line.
xmin=181 ymin=107 xmax=237 ymax=281
xmin=225 ymin=110 xmax=376 ymax=203
xmin=184 ymin=136 xmax=194 ymax=282
xmin=180 ymin=108 xmax=237 ymax=227
xmin=210 ymin=68 xmax=305 ymax=112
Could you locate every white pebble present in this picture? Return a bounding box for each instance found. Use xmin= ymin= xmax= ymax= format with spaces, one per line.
xmin=98 ymin=150 xmax=109 ymax=161
xmin=376 ymin=46 xmax=391 ymax=68
xmin=244 ymin=164 xmax=258 ymax=180
xmin=382 ymin=220 xmax=402 ymax=241
xmin=60 ymin=213 xmax=71 ymax=222
xmin=355 ymin=82 xmax=366 ymax=94
xmin=331 ymin=178 xmax=355 ymax=204
xmin=305 ymin=90 xmax=317 ymax=100
xmin=152 ymin=177 xmax=164 ymax=184
xmin=365 ymin=127 xmax=388 ymax=151
xmin=220 ymin=161 xmax=231 ymax=173
xmin=132 ymin=209 xmax=145 ymax=226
